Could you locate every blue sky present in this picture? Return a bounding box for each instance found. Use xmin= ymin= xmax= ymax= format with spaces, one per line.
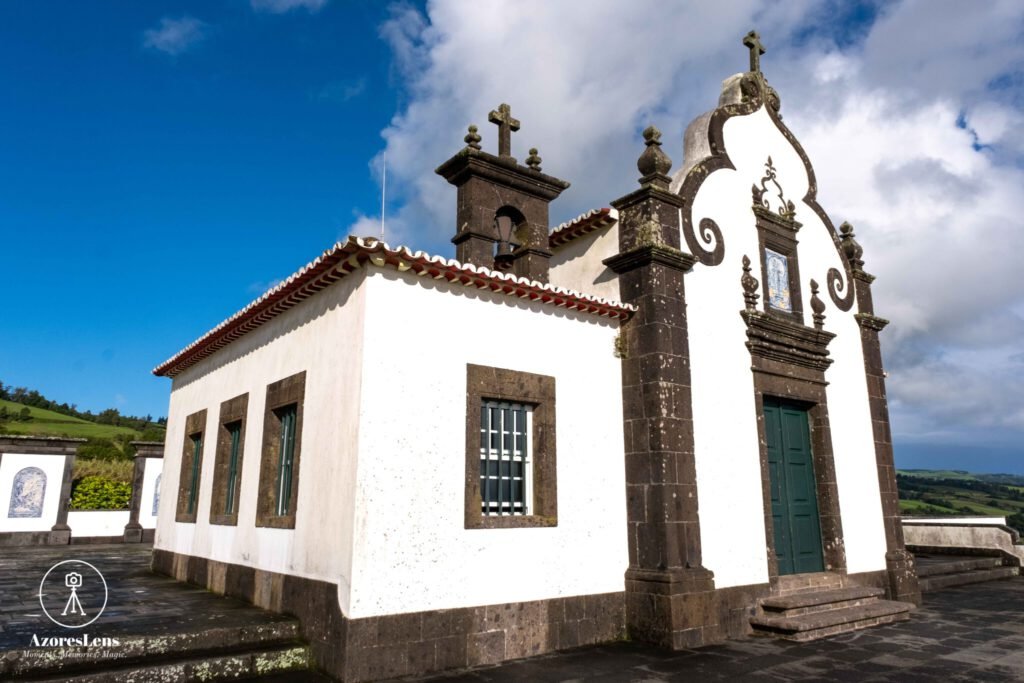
xmin=2 ymin=1 xmax=1022 ymax=473
xmin=1 ymin=0 xmax=401 ymax=417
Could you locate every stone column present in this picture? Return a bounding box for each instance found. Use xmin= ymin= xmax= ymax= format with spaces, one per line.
xmin=842 ymin=223 xmax=921 ymax=606
xmin=48 ymin=453 xmax=75 ymax=545
xmin=124 ymin=441 xmax=164 ymax=543
xmin=604 ymin=127 xmax=721 ymax=649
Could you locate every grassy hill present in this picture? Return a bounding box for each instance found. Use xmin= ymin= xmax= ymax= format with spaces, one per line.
xmin=0 ymin=398 xmax=142 ymax=440
xmin=897 ymin=469 xmax=1024 ymax=534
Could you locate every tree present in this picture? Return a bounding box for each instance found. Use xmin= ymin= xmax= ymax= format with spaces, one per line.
xmin=18 ymin=407 xmax=30 ymax=422
xmin=0 ymin=406 xmax=8 ymax=421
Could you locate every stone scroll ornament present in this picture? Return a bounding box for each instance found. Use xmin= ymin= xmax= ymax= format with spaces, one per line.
xmin=826 ymin=221 xmax=860 ymax=312
xmin=8 ymin=467 xmax=46 ymax=518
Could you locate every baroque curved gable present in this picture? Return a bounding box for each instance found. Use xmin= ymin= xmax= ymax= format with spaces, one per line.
xmin=671 ymin=70 xmax=856 ymax=313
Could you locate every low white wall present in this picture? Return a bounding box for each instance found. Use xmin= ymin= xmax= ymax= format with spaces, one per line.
xmin=68 ymin=510 xmax=130 ymax=537
xmin=905 ymin=516 xmax=1006 ymax=526
xmin=903 ymin=519 xmax=1024 ymax=564
xmin=0 ymin=453 xmax=66 ymax=532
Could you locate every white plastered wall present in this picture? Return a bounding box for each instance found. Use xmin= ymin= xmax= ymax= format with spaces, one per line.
xmin=154 ymin=270 xmax=367 ymax=614
xmin=548 ymin=221 xmax=621 ymax=301
xmin=0 ymin=453 xmax=65 ymax=532
xmin=348 ymin=266 xmax=628 ymax=618
xmin=138 ymin=457 xmax=164 ymax=529
xmin=683 ymin=104 xmax=886 ymax=588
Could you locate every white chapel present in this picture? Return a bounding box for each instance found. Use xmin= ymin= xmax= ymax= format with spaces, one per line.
xmin=151 ymin=32 xmax=919 ymax=682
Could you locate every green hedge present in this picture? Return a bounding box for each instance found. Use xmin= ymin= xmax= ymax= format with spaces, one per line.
xmin=70 ymin=476 xmax=131 ymax=511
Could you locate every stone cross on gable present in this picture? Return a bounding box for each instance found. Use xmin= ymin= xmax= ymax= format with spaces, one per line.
xmin=488 ymin=103 xmax=520 ymax=158
xmin=743 ymin=30 xmax=766 ymax=73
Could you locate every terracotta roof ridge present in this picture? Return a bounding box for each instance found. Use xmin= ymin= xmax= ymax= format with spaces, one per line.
xmin=549 ymin=207 xmax=617 ymax=248
xmin=153 ymin=235 xmax=634 ymax=378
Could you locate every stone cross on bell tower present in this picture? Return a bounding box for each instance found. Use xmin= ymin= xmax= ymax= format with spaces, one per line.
xmin=488 ymin=103 xmax=520 ymax=159
xmin=743 ymin=30 xmax=766 ymax=73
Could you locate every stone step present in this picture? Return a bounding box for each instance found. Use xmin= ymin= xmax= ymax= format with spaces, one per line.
xmin=1 ymin=621 xmax=303 ymax=680
xmin=750 ymin=599 xmax=914 ymax=642
xmin=772 ymin=572 xmax=845 ymax=596
xmin=759 ymin=586 xmax=885 ymax=617
xmin=915 ymin=556 xmax=1002 ymax=578
xmin=29 ymin=643 xmax=311 ymax=682
xmin=919 ymin=566 xmax=1019 ymax=592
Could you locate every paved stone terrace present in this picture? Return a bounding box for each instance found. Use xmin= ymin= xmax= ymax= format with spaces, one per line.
xmin=409 ymin=578 xmax=1024 ymax=683
xmin=3 ymin=545 xmax=1022 ymax=681
xmin=0 ymin=544 xmax=300 ymax=646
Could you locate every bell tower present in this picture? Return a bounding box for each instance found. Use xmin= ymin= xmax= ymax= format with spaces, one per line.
xmin=435 ymin=103 xmax=569 ymax=283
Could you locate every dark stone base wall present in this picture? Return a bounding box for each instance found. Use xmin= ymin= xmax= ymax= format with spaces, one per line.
xmin=0 ymin=531 xmax=52 ymax=546
xmin=0 ymin=529 xmax=155 ymax=547
xmin=152 ymin=548 xmax=625 ymax=682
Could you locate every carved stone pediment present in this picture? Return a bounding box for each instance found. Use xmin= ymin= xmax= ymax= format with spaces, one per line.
xmin=740 ymin=310 xmax=835 ymax=372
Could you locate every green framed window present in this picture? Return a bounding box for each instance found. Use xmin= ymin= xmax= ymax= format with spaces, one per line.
xmin=275 ymin=405 xmax=297 ymax=517
xmin=186 ymin=433 xmax=202 ymax=515
xmin=256 ymin=371 xmax=305 ymax=529
xmin=224 ymin=421 xmax=242 ymax=515
xmin=176 ymin=409 xmax=206 ymax=523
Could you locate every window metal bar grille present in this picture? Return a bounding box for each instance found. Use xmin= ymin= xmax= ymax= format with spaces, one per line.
xmin=186 ymin=434 xmax=202 ymax=515
xmin=225 ymin=422 xmax=242 ymax=515
xmin=276 ymin=406 xmax=297 ymax=516
xmin=479 ymin=401 xmax=529 ymax=515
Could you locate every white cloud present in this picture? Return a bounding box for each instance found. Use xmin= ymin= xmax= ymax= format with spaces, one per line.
xmin=360 ymin=0 xmax=1024 ymax=452
xmin=251 ymin=0 xmax=327 ymax=14
xmin=142 ymin=16 xmax=208 ymax=56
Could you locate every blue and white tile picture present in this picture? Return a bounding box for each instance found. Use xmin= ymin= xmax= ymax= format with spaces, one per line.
xmin=152 ymin=474 xmax=161 ymax=516
xmin=765 ymin=249 xmax=792 ymax=311
xmin=8 ymin=467 xmax=47 ymax=518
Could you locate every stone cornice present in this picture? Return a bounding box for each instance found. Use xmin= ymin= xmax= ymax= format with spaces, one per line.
xmin=741 ymin=310 xmax=835 ymax=372
xmin=610 ymin=185 xmax=686 ymax=212
xmin=435 ymin=149 xmax=570 ymax=200
xmin=852 ymin=269 xmax=876 ymax=284
xmin=856 ymin=313 xmax=889 ymax=331
xmin=603 ymin=244 xmax=697 ymax=275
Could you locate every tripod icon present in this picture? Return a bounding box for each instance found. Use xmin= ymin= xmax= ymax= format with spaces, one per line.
xmin=62 ymin=572 xmax=86 ymax=617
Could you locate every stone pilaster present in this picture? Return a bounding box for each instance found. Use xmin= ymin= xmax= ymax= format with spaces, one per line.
xmin=49 ymin=453 xmax=74 ymax=545
xmin=604 ymin=127 xmax=720 ymax=649
xmin=844 ymin=224 xmax=921 ymax=606
xmin=124 ymin=441 xmax=164 ymax=543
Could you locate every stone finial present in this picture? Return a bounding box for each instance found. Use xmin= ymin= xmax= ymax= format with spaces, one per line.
xmin=488 ymin=103 xmax=520 ymax=158
xmin=743 ymin=30 xmax=766 ymax=73
xmin=464 ymin=124 xmax=482 ymax=150
xmin=526 ymin=147 xmax=542 ymax=171
xmin=637 ymin=125 xmax=672 ymax=188
xmin=741 ymin=255 xmax=760 ymax=311
xmin=810 ymin=279 xmax=826 ymax=329
xmin=839 ymin=221 xmax=864 ymax=270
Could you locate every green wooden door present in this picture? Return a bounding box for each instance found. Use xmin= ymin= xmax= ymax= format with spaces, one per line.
xmin=764 ymin=398 xmax=824 ymax=575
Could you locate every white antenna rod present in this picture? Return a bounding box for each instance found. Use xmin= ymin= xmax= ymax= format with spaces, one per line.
xmin=380 ymin=151 xmax=387 ymax=240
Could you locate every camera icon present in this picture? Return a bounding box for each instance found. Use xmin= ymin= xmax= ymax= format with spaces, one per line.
xmin=65 ymin=572 xmax=83 ymax=589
